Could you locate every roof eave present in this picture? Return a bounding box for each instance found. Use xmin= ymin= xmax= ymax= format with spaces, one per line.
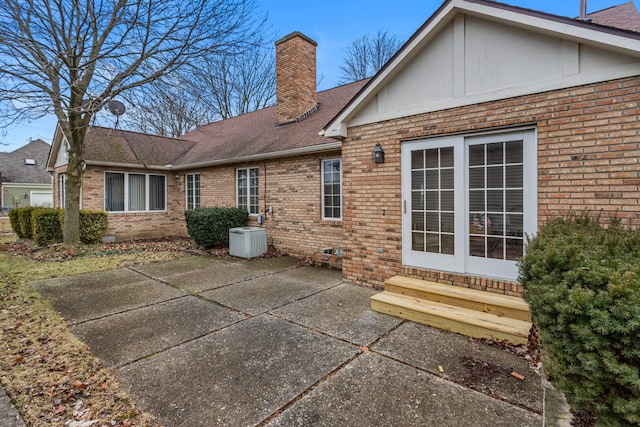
xmin=171 ymin=141 xmax=343 ymax=170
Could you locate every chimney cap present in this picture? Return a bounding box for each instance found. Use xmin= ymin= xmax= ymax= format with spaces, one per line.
xmin=275 ymin=31 xmax=317 ymax=47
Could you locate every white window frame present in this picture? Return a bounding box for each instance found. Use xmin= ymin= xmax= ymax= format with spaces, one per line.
xmin=186 ymin=173 xmax=201 ymax=210
xmin=59 ymin=173 xmax=67 ymax=208
xmin=104 ymin=171 xmax=167 ymax=213
xmin=321 ymin=158 xmax=342 ymax=220
xmin=236 ymin=167 xmax=259 ymax=215
xmin=402 ymin=129 xmax=537 ymax=280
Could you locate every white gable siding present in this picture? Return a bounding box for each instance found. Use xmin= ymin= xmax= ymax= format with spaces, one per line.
xmin=346 ymin=13 xmax=640 ymax=129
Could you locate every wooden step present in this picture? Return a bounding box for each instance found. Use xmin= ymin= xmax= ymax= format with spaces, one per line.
xmin=371 ymin=291 xmax=531 ymax=344
xmin=384 ymin=276 xmax=531 ymax=322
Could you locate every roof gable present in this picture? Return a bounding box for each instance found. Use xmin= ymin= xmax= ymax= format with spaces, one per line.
xmin=324 ymin=0 xmax=640 ymax=137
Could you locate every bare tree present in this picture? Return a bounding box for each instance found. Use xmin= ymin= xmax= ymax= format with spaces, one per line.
xmin=124 ymin=76 xmax=213 ymax=138
xmin=125 ymin=43 xmax=275 ymax=136
xmin=193 ymin=44 xmax=276 ymax=120
xmin=0 ymin=0 xmax=264 ymax=243
xmin=338 ymin=30 xmax=403 ymax=84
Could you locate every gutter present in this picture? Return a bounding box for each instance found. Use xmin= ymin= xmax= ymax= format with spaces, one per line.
xmin=85 ymin=141 xmax=343 ymax=171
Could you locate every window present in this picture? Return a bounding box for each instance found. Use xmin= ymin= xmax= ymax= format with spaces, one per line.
xmin=104 ymin=172 xmax=166 ymax=212
xmin=236 ymin=167 xmax=259 ymax=214
xmin=24 ymin=158 xmax=36 ymax=165
xmin=402 ymin=130 xmax=536 ymax=280
xmin=186 ymin=173 xmax=200 ymax=210
xmin=59 ymin=173 xmax=67 ymax=208
xmin=322 ymin=159 xmax=342 ymax=220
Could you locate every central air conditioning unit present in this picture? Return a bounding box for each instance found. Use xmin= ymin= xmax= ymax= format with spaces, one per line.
xmin=229 ymin=226 xmax=268 ymax=258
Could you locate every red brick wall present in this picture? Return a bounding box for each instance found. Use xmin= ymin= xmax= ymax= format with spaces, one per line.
xmin=342 ymin=76 xmax=640 ymax=294
xmin=198 ymin=152 xmax=343 ymax=257
xmin=275 ymin=33 xmax=317 ymax=124
xmin=61 ymin=152 xmax=344 ymax=253
xmin=69 ymin=166 xmax=188 ymax=240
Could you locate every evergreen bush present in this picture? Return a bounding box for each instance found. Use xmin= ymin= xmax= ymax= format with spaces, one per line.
xmin=519 ymin=215 xmax=640 ymax=425
xmin=8 ymin=208 xmax=22 ymax=238
xmin=58 ymin=210 xmax=109 ymax=244
xmin=31 ymin=208 xmax=63 ymax=246
xmin=17 ymin=206 xmax=36 ymax=239
xmin=185 ymin=207 xmax=249 ymax=249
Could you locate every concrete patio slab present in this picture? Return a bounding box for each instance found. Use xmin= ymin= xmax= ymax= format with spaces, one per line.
xmin=268 ymin=352 xmax=541 ymax=427
xmin=152 ymin=265 xmax=264 ymax=293
xmin=373 ymin=321 xmax=543 ymax=413
xmin=33 ymin=276 xmax=184 ymax=324
xmin=272 ymin=283 xmax=403 ymax=346
xmin=31 ymin=267 xmax=149 ymax=292
xmin=72 ymin=296 xmax=246 ymax=367
xmin=276 ymin=266 xmax=343 ymax=286
xmin=131 ymin=255 xmax=225 ymax=277
xmin=228 ymin=256 xmax=299 ymax=272
xmin=116 ymin=314 xmax=358 ymax=427
xmin=200 ymin=274 xmax=332 ymax=316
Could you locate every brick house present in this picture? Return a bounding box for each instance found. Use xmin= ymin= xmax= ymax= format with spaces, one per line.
xmin=48 ymin=32 xmax=367 ymax=251
xmin=47 ymin=0 xmax=640 ymax=315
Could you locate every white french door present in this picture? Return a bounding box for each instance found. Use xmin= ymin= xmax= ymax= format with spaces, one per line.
xmin=401 ymin=129 xmax=537 ymax=280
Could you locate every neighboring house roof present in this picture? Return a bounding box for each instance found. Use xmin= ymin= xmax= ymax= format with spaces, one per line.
xmin=588 ymin=1 xmax=640 ymax=32
xmin=324 ymin=0 xmax=640 ymax=138
xmin=0 ymin=139 xmax=52 ymax=184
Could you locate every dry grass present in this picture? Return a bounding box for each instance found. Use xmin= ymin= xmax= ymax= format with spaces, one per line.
xmin=0 ymin=233 xmax=195 ymax=426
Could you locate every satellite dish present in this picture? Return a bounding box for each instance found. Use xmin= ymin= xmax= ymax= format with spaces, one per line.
xmin=107 ymin=100 xmax=126 ymax=116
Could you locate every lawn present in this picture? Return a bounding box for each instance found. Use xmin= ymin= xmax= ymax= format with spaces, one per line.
xmin=0 ymin=232 xmax=194 ymax=426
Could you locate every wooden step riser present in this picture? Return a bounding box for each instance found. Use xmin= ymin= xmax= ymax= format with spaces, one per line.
xmin=384 ymin=283 xmax=531 ymax=322
xmin=371 ymin=298 xmax=528 ymax=345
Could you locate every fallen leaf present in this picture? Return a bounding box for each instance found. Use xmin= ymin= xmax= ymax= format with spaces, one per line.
xmin=72 ymin=380 xmax=87 ymax=390
xmin=359 ymin=346 xmax=369 ymax=353
xmin=53 ymin=405 xmax=66 ymax=415
xmin=438 ymin=365 xmax=444 ymax=373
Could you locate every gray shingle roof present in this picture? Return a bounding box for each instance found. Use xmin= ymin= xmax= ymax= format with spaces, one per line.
xmin=588 ymin=2 xmax=640 ymax=33
xmin=0 ymin=139 xmax=52 ymax=184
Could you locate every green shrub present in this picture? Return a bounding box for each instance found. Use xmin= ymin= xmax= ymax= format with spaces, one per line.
xmin=31 ymin=208 xmax=63 ymax=246
xmin=519 ymin=215 xmax=640 ymax=425
xmin=58 ymin=210 xmax=109 ymax=244
xmin=8 ymin=208 xmax=22 ymax=238
xmin=17 ymin=206 xmax=36 ymax=239
xmin=80 ymin=210 xmax=108 ymax=244
xmin=185 ymin=207 xmax=249 ymax=249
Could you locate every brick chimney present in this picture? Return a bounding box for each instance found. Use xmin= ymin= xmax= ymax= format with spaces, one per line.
xmin=275 ymin=32 xmax=317 ymax=125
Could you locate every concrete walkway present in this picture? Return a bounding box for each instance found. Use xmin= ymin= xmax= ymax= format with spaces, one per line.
xmin=32 ymin=256 xmax=542 ymax=426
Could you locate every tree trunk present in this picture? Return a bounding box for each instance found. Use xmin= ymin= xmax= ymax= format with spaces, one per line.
xmin=62 ymin=122 xmax=86 ymax=244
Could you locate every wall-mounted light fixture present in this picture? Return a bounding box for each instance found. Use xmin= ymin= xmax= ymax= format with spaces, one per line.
xmin=23 ymin=192 xmax=28 ymax=199
xmin=372 ymin=143 xmax=385 ymax=164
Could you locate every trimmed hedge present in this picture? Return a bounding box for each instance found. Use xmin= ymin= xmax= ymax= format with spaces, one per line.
xmin=8 ymin=207 xmax=109 ymax=246
xmin=519 ymin=215 xmax=640 ymax=425
xmin=185 ymin=207 xmax=249 ymax=249
xmin=32 ymin=208 xmax=63 ymax=246
xmin=18 ymin=206 xmax=36 ymax=239
xmin=8 ymin=208 xmax=22 ymax=238
xmin=59 ymin=210 xmax=109 ymax=244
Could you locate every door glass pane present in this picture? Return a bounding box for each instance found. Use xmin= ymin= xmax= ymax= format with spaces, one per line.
xmin=411 ymin=147 xmax=454 ymax=255
xmin=469 ymin=140 xmax=524 ymax=260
